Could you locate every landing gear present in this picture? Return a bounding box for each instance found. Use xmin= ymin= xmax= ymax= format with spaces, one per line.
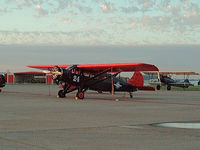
xmin=167 ymin=85 xmax=171 ymax=91
xmin=57 ymin=90 xmax=66 ymax=98
xmin=156 ymin=85 xmax=161 ymax=90
xmin=57 ymin=82 xmax=72 ymax=98
xmin=76 ymin=91 xmax=84 ymax=100
xmin=129 ymin=92 xmax=133 ymax=98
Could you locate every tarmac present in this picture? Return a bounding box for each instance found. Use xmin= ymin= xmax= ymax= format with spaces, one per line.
xmin=0 ymin=84 xmax=200 ymax=150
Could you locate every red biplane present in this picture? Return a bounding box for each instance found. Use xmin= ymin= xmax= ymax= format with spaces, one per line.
xmin=27 ymin=63 xmax=159 ymax=99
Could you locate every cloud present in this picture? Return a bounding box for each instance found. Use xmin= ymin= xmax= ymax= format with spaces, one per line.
xmin=74 ymin=4 xmax=92 ymax=13
xmin=0 ymin=8 xmax=9 ymax=15
xmin=56 ymin=0 xmax=74 ymax=10
xmin=33 ymin=4 xmax=49 ymax=17
xmin=57 ymin=17 xmax=75 ymax=24
xmin=0 ymin=29 xmax=112 ymax=45
xmin=121 ymin=6 xmax=139 ymax=13
xmin=16 ymin=0 xmax=31 ymax=7
xmin=100 ymin=2 xmax=115 ymax=13
xmin=1 ymin=0 xmax=200 ymax=45
xmin=137 ymin=0 xmax=155 ymax=12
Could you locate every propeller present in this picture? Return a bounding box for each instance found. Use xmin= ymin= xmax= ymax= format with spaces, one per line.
xmin=50 ymin=65 xmax=78 ymax=82
xmin=42 ymin=70 xmax=51 ymax=74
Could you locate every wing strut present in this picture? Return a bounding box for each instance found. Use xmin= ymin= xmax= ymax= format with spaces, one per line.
xmin=111 ymin=67 xmax=114 ymax=100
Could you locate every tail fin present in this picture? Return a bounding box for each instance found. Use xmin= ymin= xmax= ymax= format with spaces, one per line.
xmin=128 ymin=72 xmax=155 ymax=91
xmin=128 ymin=72 xmax=144 ymax=86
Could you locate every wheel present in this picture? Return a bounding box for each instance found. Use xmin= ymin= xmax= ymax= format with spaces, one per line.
xmin=129 ymin=92 xmax=133 ymax=98
xmin=57 ymin=90 xmax=66 ymax=98
xmin=76 ymin=92 xmax=84 ymax=99
xmin=156 ymin=85 xmax=161 ymax=90
xmin=0 ymin=89 xmax=2 ymax=93
xmin=167 ymin=85 xmax=171 ymax=91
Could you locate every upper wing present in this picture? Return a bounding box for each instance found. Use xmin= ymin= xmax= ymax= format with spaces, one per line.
xmin=144 ymin=71 xmax=199 ymax=75
xmin=27 ymin=62 xmax=158 ymax=72
xmin=27 ymin=64 xmax=70 ymax=70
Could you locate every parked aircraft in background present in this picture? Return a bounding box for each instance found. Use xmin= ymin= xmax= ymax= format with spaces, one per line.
xmin=0 ymin=74 xmax=6 ymax=92
xmin=28 ymin=63 xmax=158 ymax=99
xmin=145 ymin=71 xmax=199 ymax=90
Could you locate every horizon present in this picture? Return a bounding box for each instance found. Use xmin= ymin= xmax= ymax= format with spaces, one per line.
xmin=0 ymin=45 xmax=200 ymax=76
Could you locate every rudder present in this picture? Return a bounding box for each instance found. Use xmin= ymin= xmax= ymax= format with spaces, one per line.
xmin=128 ymin=72 xmax=144 ymax=87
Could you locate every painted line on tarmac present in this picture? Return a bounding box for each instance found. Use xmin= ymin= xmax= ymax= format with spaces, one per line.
xmin=0 ymin=136 xmax=53 ymax=150
xmin=3 ymin=91 xmax=50 ymax=96
xmin=86 ymin=97 xmax=200 ymax=106
xmin=131 ymin=100 xmax=200 ymax=106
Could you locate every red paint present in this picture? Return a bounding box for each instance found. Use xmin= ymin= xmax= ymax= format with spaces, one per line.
xmin=4 ymin=73 xmax=7 ymax=82
xmin=7 ymin=74 xmax=14 ymax=83
xmin=46 ymin=75 xmax=52 ymax=84
xmin=128 ymin=72 xmax=144 ymax=86
xmin=27 ymin=62 xmax=159 ymax=72
xmin=137 ymin=86 xmax=155 ymax=91
xmin=59 ymin=85 xmax=64 ymax=89
xmin=128 ymin=72 xmax=155 ymax=91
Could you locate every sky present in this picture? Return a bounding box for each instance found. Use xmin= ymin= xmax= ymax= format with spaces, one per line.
xmin=0 ymin=0 xmax=200 ymax=75
xmin=0 ymin=0 xmax=200 ymax=45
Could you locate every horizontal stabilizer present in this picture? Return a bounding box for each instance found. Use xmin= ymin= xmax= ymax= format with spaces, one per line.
xmin=137 ymin=86 xmax=155 ymax=91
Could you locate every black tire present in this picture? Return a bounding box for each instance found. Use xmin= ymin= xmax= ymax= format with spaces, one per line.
xmin=167 ymin=85 xmax=171 ymax=91
xmin=156 ymin=85 xmax=161 ymax=90
xmin=76 ymin=92 xmax=84 ymax=99
xmin=0 ymin=89 xmax=2 ymax=93
xmin=58 ymin=90 xmax=66 ymax=98
xmin=129 ymin=92 xmax=133 ymax=98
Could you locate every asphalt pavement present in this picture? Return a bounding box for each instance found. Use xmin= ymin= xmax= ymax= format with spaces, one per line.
xmin=0 ymin=84 xmax=200 ymax=150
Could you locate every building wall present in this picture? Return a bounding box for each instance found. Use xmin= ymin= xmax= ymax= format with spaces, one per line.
xmin=6 ymin=72 xmax=53 ymax=84
xmin=7 ymin=74 xmax=14 ymax=84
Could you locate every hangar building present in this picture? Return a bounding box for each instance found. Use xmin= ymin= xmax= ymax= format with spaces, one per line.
xmin=6 ymin=72 xmax=53 ymax=84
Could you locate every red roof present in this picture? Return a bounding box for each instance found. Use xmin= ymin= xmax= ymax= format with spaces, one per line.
xmin=14 ymin=72 xmax=45 ymax=75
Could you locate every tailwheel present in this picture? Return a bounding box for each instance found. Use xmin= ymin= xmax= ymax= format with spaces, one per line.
xmin=57 ymin=90 xmax=66 ymax=98
xmin=76 ymin=92 xmax=84 ymax=100
xmin=156 ymin=85 xmax=161 ymax=90
xmin=167 ymin=85 xmax=171 ymax=91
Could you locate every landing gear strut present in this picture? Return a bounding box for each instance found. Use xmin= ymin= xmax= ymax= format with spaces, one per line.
xmin=57 ymin=82 xmax=76 ymax=98
xmin=129 ymin=92 xmax=133 ymax=98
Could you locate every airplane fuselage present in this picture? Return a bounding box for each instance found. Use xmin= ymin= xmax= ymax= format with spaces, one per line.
xmin=89 ymin=77 xmax=137 ymax=92
xmin=160 ymin=75 xmax=192 ymax=88
xmin=59 ymin=68 xmax=136 ymax=92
